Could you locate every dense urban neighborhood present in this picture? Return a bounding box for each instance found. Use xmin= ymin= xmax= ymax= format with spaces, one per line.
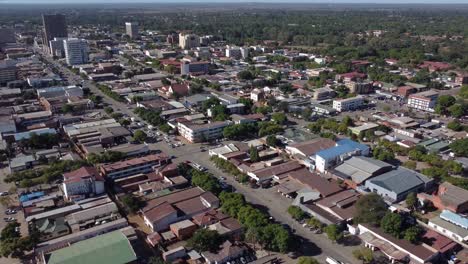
xmin=0 ymin=2 xmax=467 ymax=264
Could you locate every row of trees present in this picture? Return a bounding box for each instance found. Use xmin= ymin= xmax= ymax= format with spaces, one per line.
xmin=219 ymin=192 xmax=291 ymax=253
xmin=5 ymin=160 xmax=89 ymax=188
xmin=18 ymin=133 xmax=59 ymax=150
xmin=96 ymin=84 xmax=124 ymax=102
xmin=353 ymin=193 xmax=423 ymax=244
xmin=222 ymin=121 xmax=284 ymax=140
xmin=0 ymin=222 xmax=40 ymax=258
xmin=210 ymin=156 xmax=249 ymax=183
xmin=87 ymin=151 xmax=125 ymax=165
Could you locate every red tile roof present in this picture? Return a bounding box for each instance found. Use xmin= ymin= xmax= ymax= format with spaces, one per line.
xmin=63 ymin=167 xmax=100 ymax=183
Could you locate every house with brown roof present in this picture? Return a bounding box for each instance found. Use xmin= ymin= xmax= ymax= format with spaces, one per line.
xmin=141 ymin=187 xmax=219 ymax=232
xmin=193 ymin=209 xmax=243 ymax=240
xmin=418 ymin=182 xmax=468 ymax=214
xmin=285 ymin=138 xmax=336 ymax=160
xmin=202 ymin=241 xmax=247 ymax=264
xmin=358 ymin=224 xmax=440 ymax=264
xmin=247 ymin=160 xmax=303 ymax=183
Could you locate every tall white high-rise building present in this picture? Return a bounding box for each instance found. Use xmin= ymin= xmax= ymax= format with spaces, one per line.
xmin=63 ymin=38 xmax=88 ymax=66
xmin=179 ymin=33 xmax=200 ymax=49
xmin=125 ymin=22 xmax=139 ymax=39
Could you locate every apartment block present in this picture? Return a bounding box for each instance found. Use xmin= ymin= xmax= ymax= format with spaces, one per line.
xmin=407 ymin=90 xmax=438 ymax=112
xmin=177 ymin=121 xmax=230 ymax=143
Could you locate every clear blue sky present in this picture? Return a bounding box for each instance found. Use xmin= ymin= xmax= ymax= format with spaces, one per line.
xmin=2 ymin=0 xmax=468 ymax=3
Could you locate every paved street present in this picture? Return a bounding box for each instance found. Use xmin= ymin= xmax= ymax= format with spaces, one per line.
xmin=149 ymin=141 xmax=361 ymax=264
xmin=38 ymin=53 xmax=361 ymax=263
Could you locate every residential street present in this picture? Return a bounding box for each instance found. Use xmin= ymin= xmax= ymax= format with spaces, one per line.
xmin=148 ymin=141 xmax=361 ymax=264
xmin=39 ymin=53 xmax=361 ymax=264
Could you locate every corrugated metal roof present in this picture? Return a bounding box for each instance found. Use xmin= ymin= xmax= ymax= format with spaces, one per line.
xmin=46 ymin=230 xmax=136 ymax=264
xmin=440 ymin=210 xmax=468 ymax=229
xmin=367 ymin=167 xmax=431 ymax=195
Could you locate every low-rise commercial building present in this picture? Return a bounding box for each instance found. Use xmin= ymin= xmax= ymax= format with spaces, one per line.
xmin=100 ymin=153 xmax=170 ymax=180
xmin=178 ymin=121 xmax=230 ymax=143
xmin=332 ymin=96 xmax=364 ymax=112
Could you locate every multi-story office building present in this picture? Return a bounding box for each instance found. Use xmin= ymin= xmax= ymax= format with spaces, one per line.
xmin=179 ymin=33 xmax=200 ymax=49
xmin=332 ymin=96 xmax=364 ymax=112
xmin=125 ymin=22 xmax=139 ymax=39
xmin=42 ymin=14 xmax=67 ymax=54
xmin=63 ymin=38 xmax=89 ymax=66
xmin=407 ymin=90 xmax=439 ymax=112
xmin=225 ymin=45 xmax=242 ymax=59
xmin=180 ymin=59 xmax=209 ymax=75
xmin=49 ymin=37 xmax=67 ymax=58
xmin=0 ymin=60 xmax=17 ymax=85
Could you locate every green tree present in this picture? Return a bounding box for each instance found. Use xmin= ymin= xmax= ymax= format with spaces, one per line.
xmin=460 ymin=85 xmax=468 ymax=99
xmin=249 ymin=146 xmax=260 ymax=162
xmin=448 ymin=104 xmax=465 ymax=118
xmin=404 ymin=226 xmax=423 ymax=244
xmin=435 ymin=95 xmax=456 ymax=115
xmin=324 ymin=224 xmax=343 ymax=243
xmin=447 ymin=120 xmax=463 ymax=131
xmin=187 ymin=229 xmax=223 ymax=252
xmin=287 ymin=206 xmax=307 ymax=221
xmin=352 ymin=247 xmax=374 ymax=264
xmin=381 ymin=212 xmax=403 ymax=238
xmin=355 ymin=193 xmax=387 ymax=226
xmin=266 ymin=135 xmax=279 ymax=147
xmin=297 ymin=257 xmax=319 ymax=264
xmin=104 ymin=107 xmax=114 ymax=114
xmin=307 ymin=217 xmax=323 ymax=230
xmin=132 ymin=130 xmax=147 ymax=143
xmin=61 ymin=104 xmax=74 ymax=113
xmin=403 ymin=160 xmax=417 ymax=170
xmin=121 ymin=194 xmax=143 ymax=214
xmin=237 ymin=70 xmax=254 ymax=80
xmin=191 ymin=170 xmax=221 ymax=195
xmin=450 ymin=138 xmax=468 ymax=157
xmin=271 ymin=112 xmax=287 ymax=125
xmin=406 ymin=192 xmax=417 ymax=210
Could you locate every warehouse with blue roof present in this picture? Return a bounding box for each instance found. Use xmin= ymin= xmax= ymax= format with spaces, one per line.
xmin=314 ymin=138 xmax=370 ymax=172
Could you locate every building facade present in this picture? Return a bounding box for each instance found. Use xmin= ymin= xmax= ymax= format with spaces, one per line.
xmin=179 ymin=33 xmax=200 ymax=49
xmin=125 ymin=22 xmax=139 ymax=39
xmin=332 ymin=96 xmax=364 ymax=112
xmin=177 ymin=121 xmax=230 ymax=143
xmin=407 ymin=90 xmax=438 ymax=112
xmin=0 ymin=60 xmax=17 ymax=85
xmin=64 ymin=38 xmax=89 ymax=66
xmin=42 ymin=14 xmax=67 ymax=54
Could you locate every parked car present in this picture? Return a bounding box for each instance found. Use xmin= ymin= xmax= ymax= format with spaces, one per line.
xmin=3 ymin=217 xmax=15 ymax=222
xmin=5 ymin=209 xmax=16 ymax=215
xmin=0 ymin=192 xmax=9 ymax=196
